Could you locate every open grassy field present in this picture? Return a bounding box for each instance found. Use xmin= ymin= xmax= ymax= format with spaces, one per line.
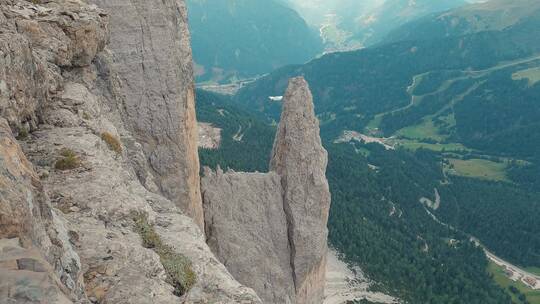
xmin=526 ymin=267 xmax=540 ymax=276
xmin=445 ymin=158 xmax=508 ymax=181
xmin=488 ymin=262 xmax=540 ymax=304
xmin=396 ymin=139 xmax=470 ymax=152
xmin=512 ymin=67 xmax=540 ymax=86
xmin=397 ymin=119 xmax=448 ymax=142
xmin=365 ymin=114 xmax=384 ymax=135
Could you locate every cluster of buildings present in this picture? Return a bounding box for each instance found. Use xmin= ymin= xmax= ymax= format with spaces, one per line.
xmin=503 ymin=266 xmax=539 ymax=290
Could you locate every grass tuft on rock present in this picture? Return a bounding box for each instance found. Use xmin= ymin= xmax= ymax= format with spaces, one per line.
xmin=101 ymin=132 xmax=122 ymax=154
xmin=55 ymin=148 xmax=81 ymax=171
xmin=16 ymin=128 xmax=29 ymax=140
xmin=133 ymin=212 xmax=196 ymax=296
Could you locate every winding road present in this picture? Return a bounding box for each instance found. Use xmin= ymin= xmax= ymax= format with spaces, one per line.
xmin=422 ymin=205 xmax=540 ymax=290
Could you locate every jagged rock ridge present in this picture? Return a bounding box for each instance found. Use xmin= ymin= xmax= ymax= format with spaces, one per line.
xmin=202 ymin=77 xmax=331 ymax=304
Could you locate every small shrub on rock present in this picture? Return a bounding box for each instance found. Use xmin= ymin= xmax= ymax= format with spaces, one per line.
xmin=16 ymin=128 xmax=29 ymax=140
xmin=133 ymin=212 xmax=162 ymax=249
xmin=133 ymin=213 xmax=196 ymax=296
xmin=54 ymin=148 xmax=81 ymax=170
xmin=101 ymin=132 xmax=122 ymax=154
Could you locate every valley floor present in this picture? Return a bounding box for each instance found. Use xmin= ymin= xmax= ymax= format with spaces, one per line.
xmin=196 ymin=76 xmax=263 ymax=95
xmin=484 ymin=249 xmax=540 ymax=290
xmin=424 ymin=206 xmax=540 ymax=296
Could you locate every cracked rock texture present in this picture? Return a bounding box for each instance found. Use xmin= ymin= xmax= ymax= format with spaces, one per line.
xmin=0 ymin=118 xmax=86 ymax=303
xmin=270 ymin=77 xmax=331 ymax=304
xmin=202 ymin=77 xmax=331 ymax=304
xmin=0 ymin=0 xmax=260 ymax=303
xmin=85 ymin=0 xmax=204 ymax=229
xmin=202 ymin=168 xmax=296 ymax=304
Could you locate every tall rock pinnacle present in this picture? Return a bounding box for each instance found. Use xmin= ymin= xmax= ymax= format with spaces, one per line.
xmin=202 ymin=76 xmax=330 ymax=304
xmin=270 ymin=76 xmax=331 ymax=304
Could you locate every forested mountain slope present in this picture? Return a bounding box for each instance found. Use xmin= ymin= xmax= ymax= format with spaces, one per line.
xmin=353 ymin=0 xmax=467 ymax=46
xmin=235 ymin=7 xmax=540 ymax=157
xmin=282 ymin=0 xmax=468 ymax=51
xmin=186 ymin=0 xmax=322 ymax=83
xmin=229 ymin=3 xmax=540 ymax=302
xmin=196 ymin=90 xmax=526 ymax=303
xmin=385 ymin=0 xmax=540 ymax=44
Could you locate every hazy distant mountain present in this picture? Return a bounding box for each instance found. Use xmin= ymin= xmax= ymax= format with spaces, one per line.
xmin=284 ymin=0 xmax=468 ymax=51
xmin=384 ymin=0 xmax=540 ymax=43
xmin=283 ymin=0 xmax=381 ymax=27
xmin=236 ymin=5 xmax=540 ymax=154
xmin=354 ymin=0 xmax=468 ymax=46
xmin=187 ymin=0 xmax=322 ymax=83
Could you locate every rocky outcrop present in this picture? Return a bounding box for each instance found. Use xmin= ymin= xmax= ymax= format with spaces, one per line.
xmin=21 ymin=112 xmax=260 ymax=303
xmin=270 ymin=77 xmax=331 ymax=304
xmin=0 ymin=2 xmax=108 ymax=302
xmin=0 ymin=118 xmax=86 ymax=303
xmin=202 ymin=168 xmax=295 ymax=304
xmin=324 ymin=249 xmax=398 ymax=304
xmin=0 ymin=0 xmax=108 ymax=139
xmin=85 ymin=0 xmax=204 ymax=229
xmin=0 ymin=0 xmax=262 ymax=303
xmin=202 ymin=77 xmax=331 ymax=304
xmin=198 ymin=122 xmax=222 ymax=149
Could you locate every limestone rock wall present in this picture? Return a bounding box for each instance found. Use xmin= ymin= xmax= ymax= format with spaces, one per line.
xmin=0 ymin=0 xmax=108 ymax=138
xmin=202 ymin=168 xmax=295 ymax=304
xmin=0 ymin=118 xmax=86 ymax=303
xmin=202 ymin=77 xmax=331 ymax=304
xmin=0 ymin=2 xmax=108 ymax=302
xmin=85 ymin=0 xmax=204 ymax=229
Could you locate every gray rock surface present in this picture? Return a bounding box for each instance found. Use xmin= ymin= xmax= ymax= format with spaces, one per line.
xmin=270 ymin=76 xmax=331 ymax=304
xmin=23 ymin=118 xmax=261 ymax=304
xmin=202 ymin=168 xmax=295 ymax=304
xmin=85 ymin=0 xmax=204 ymax=229
xmin=0 ymin=118 xmax=85 ymax=304
xmin=0 ymin=238 xmax=73 ymax=304
xmin=1 ymin=0 xmax=262 ymax=303
xmin=202 ymin=77 xmax=331 ymax=304
xmin=0 ymin=0 xmax=108 ymax=137
xmin=0 ymin=1 xmax=109 ymax=301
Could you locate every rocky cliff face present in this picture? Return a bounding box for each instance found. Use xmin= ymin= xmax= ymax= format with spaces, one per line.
xmin=85 ymin=0 xmax=204 ymax=229
xmin=202 ymin=169 xmax=295 ymax=303
xmin=0 ymin=0 xmax=260 ymax=303
xmin=0 ymin=2 xmax=108 ymax=302
xmin=202 ymin=77 xmax=331 ymax=304
xmin=0 ymin=1 xmax=330 ymax=303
